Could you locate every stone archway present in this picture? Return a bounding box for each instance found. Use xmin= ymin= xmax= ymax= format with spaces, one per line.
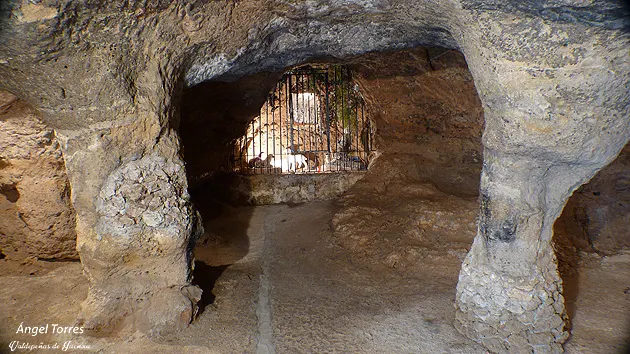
xmin=0 ymin=0 xmax=627 ymax=351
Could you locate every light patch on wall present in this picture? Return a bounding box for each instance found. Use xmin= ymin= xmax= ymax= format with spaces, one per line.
xmin=292 ymin=93 xmax=318 ymax=124
xmin=16 ymin=2 xmax=58 ymax=23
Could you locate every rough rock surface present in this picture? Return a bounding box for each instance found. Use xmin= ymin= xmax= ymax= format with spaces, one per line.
xmin=0 ymin=0 xmax=628 ymax=350
xmin=0 ymin=204 xmax=628 ymax=353
xmin=96 ymin=154 xmax=194 ymax=240
xmin=333 ymin=179 xmax=478 ymax=269
xmin=77 ymin=152 xmax=203 ymax=336
xmin=556 ymin=143 xmax=630 ymax=256
xmin=351 ymin=48 xmax=484 ymax=197
xmin=331 ymin=48 xmax=483 ymax=269
xmin=199 ymin=172 xmax=367 ymax=205
xmin=451 ymin=5 xmax=629 ymax=352
xmin=0 ymin=90 xmax=77 ymax=260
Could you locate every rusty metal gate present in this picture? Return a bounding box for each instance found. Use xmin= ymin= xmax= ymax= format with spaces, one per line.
xmin=231 ymin=65 xmax=373 ymax=174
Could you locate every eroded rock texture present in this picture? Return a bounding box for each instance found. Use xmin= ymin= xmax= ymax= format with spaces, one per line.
xmin=453 ymin=5 xmax=629 ymax=351
xmin=352 ymin=48 xmax=484 ymax=197
xmin=1 ymin=0 xmax=628 ymax=350
xmin=556 ymin=143 xmax=630 ymax=256
xmin=331 ymin=48 xmax=484 ymax=269
xmin=205 ymin=172 xmax=366 ymax=205
xmin=0 ymin=90 xmax=77 ymax=260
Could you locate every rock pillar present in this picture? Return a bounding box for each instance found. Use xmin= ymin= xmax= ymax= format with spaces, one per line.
xmin=453 ymin=6 xmax=630 ymax=352
xmin=56 ymin=70 xmax=203 ymax=336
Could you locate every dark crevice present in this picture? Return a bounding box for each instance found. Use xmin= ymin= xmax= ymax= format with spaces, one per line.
xmin=0 ymin=157 xmax=10 ymax=169
xmin=37 ymin=257 xmax=81 ymax=262
xmin=191 ymin=261 xmax=229 ymax=316
xmin=0 ymin=184 xmax=19 ymax=203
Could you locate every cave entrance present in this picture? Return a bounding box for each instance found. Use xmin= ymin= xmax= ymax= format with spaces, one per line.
xmin=231 ymin=65 xmax=373 ymax=175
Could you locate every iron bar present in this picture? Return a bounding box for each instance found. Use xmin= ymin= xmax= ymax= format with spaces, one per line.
xmin=272 ymin=90 xmax=276 ymax=174
xmin=288 ymin=74 xmax=294 ymax=166
xmin=355 ymin=81 xmax=359 ymax=171
xmin=265 ymin=95 xmax=269 ymax=173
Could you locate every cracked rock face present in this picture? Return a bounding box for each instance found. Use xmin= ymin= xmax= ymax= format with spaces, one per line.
xmin=0 ymin=0 xmax=628 ymax=350
xmin=78 ymin=153 xmax=203 ymax=335
xmin=0 ymin=90 xmax=77 ymax=260
xmin=96 ymin=154 xmax=193 ymax=240
xmin=455 ymin=242 xmax=569 ymax=353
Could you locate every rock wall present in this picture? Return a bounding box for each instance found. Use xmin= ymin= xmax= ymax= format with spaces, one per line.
xmin=203 ymin=172 xmax=366 ymax=205
xmin=330 ymin=48 xmax=483 ymax=268
xmin=0 ymin=0 xmax=627 ymax=350
xmin=452 ymin=4 xmax=629 ymax=350
xmin=351 ymin=47 xmax=484 ymax=197
xmin=0 ymin=90 xmax=77 ymax=260
xmin=555 ymin=143 xmax=630 ymax=258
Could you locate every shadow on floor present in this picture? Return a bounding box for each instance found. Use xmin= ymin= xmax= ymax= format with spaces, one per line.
xmin=553 ymin=213 xmax=582 ymax=333
xmin=189 ymin=178 xmax=256 ymax=316
xmin=192 ymin=261 xmax=229 ymax=316
xmin=553 ymin=228 xmax=580 ymax=332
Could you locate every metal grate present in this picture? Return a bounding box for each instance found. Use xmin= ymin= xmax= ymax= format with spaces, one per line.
xmin=231 ymin=65 xmax=373 ymax=174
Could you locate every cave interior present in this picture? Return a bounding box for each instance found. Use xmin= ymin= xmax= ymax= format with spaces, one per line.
xmin=0 ymin=1 xmax=629 ymax=353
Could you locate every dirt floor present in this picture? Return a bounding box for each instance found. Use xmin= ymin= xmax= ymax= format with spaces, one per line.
xmin=0 ymin=199 xmax=628 ymax=353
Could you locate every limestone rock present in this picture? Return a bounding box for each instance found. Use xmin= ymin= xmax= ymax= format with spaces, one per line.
xmin=0 ymin=91 xmax=77 ymax=260
xmin=556 ymin=143 xmax=630 ymax=256
xmin=0 ymin=0 xmax=627 ymax=350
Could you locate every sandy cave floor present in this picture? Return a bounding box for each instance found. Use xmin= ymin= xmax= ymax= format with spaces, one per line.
xmin=0 ymin=200 xmax=629 ymax=353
